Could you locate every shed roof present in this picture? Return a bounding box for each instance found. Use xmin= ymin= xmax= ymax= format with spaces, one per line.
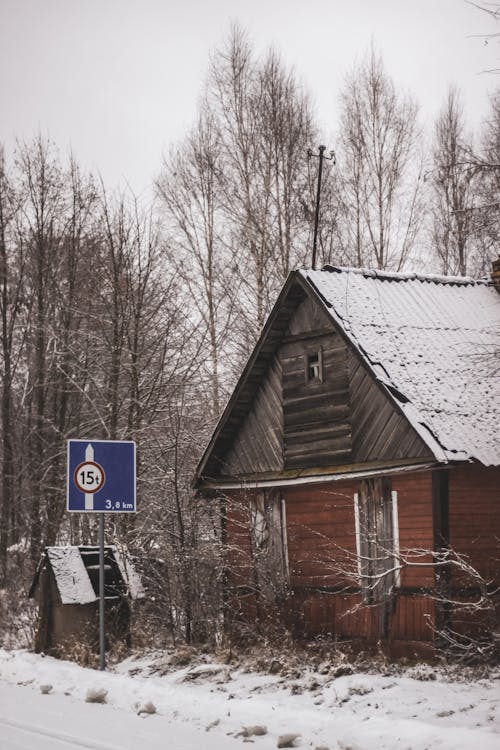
xmin=303 ymin=267 xmax=500 ymax=466
xmin=30 ymin=545 xmax=145 ymax=604
xmin=47 ymin=546 xmax=96 ymax=604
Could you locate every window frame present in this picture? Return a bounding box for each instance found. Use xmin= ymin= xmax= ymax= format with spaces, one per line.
xmin=304 ymin=346 xmax=323 ymax=385
xmin=353 ymin=479 xmax=400 ymax=603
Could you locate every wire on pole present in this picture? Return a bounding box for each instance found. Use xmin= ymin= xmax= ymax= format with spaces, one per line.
xmin=308 ymin=145 xmax=335 ymax=270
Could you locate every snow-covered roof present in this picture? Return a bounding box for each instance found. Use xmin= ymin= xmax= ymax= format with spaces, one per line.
xmin=113 ymin=546 xmax=145 ymax=600
xmin=301 ymin=266 xmax=500 ymax=467
xmin=34 ymin=546 xmax=144 ymax=604
xmin=46 ymin=547 xmax=96 ymax=605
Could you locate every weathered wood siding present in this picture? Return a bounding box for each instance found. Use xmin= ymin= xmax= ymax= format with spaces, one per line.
xmin=281 ymin=472 xmax=436 ymax=643
xmin=281 ymin=333 xmax=351 ymax=468
xmin=449 ymin=464 xmax=500 ymax=583
xmin=393 ymin=472 xmax=434 ymax=588
xmin=223 ymin=467 xmax=499 ymax=652
xmin=222 ymin=357 xmax=283 ymax=476
xmin=217 ymin=295 xmax=432 ymax=479
xmin=349 ymin=351 xmax=430 ymax=462
xmin=280 ymin=296 xmax=351 ymax=468
xmin=284 ymin=295 xmax=333 ymax=336
xmin=284 ymin=480 xmax=358 ymax=588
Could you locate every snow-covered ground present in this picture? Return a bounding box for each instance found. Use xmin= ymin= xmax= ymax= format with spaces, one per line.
xmin=0 ymin=648 xmax=499 ymax=750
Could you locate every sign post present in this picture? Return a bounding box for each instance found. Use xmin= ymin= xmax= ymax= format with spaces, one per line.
xmin=67 ymin=439 xmax=136 ymax=670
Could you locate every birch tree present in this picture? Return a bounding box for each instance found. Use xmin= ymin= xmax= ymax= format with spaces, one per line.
xmin=157 ymin=110 xmax=230 ymax=417
xmin=430 ymin=88 xmax=475 ymax=276
xmin=208 ymin=26 xmax=315 ymax=342
xmin=337 ymin=48 xmax=422 ymax=270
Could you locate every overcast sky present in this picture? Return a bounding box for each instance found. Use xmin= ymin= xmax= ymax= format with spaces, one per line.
xmin=1 ymin=0 xmax=499 ymax=199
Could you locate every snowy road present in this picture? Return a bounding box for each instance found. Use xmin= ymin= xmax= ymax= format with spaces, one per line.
xmin=1 ymin=649 xmax=499 ymax=750
xmin=0 ymin=682 xmax=236 ymax=750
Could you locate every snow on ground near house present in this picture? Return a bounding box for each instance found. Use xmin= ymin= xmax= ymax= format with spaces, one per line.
xmin=0 ymin=649 xmax=499 ymax=750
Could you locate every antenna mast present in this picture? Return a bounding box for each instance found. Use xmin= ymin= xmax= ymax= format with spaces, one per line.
xmin=308 ymin=145 xmax=335 ymax=270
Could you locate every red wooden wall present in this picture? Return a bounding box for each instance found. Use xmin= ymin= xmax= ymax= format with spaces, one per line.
xmin=221 ymin=463 xmax=499 ymax=653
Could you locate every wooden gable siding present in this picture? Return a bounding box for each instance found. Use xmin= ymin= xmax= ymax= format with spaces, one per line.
xmin=221 ymin=293 xmax=354 ymax=476
xmin=349 ymin=350 xmax=430 ymax=462
xmin=203 ymin=280 xmax=307 ymax=479
xmin=222 ymin=357 xmax=283 ymax=476
xmin=204 ymin=281 xmax=432 ymax=482
xmin=282 ymin=332 xmax=351 ymax=468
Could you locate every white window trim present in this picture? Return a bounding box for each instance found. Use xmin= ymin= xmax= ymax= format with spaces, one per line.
xmin=391 ymin=490 xmax=401 ymax=587
xmin=280 ymin=496 xmax=290 ymax=582
xmin=353 ymin=492 xmax=362 ymax=577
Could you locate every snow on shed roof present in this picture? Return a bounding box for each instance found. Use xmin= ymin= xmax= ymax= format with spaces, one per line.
xmin=113 ymin=546 xmax=145 ymax=600
xmin=301 ymin=266 xmax=500 ymax=467
xmin=46 ymin=547 xmax=96 ymax=605
xmin=38 ymin=546 xmax=144 ymax=604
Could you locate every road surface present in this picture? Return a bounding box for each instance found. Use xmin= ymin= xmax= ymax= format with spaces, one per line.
xmin=0 ymin=681 xmax=236 ymax=750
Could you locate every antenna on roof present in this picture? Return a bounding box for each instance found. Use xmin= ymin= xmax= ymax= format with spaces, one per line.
xmin=308 ymin=145 xmax=335 ymax=270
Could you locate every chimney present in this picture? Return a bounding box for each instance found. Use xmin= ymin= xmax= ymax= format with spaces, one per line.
xmin=492 ymin=256 xmax=500 ymax=293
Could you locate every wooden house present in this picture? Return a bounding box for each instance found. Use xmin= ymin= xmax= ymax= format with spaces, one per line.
xmin=30 ymin=545 xmax=144 ymax=656
xmin=194 ymin=264 xmax=500 ymax=657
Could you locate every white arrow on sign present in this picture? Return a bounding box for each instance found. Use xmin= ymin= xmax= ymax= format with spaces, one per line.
xmin=85 ymin=443 xmax=94 ymax=511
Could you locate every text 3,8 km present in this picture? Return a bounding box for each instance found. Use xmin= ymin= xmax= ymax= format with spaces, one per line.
xmin=105 ymin=500 xmax=134 ymax=510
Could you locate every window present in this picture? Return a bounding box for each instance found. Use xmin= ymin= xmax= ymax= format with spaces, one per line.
xmin=249 ymin=491 xmax=289 ymax=590
xmin=250 ymin=495 xmax=269 ymax=550
xmin=305 ymin=348 xmax=323 ymax=384
xmin=353 ymin=478 xmax=399 ymax=603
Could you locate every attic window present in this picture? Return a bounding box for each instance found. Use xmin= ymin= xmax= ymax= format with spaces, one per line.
xmin=305 ymin=348 xmax=323 ymax=384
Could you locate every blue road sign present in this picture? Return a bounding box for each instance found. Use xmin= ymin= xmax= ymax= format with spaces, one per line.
xmin=67 ymin=439 xmax=136 ymax=513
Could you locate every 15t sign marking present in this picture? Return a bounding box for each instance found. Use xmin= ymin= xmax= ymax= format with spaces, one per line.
xmin=74 ymin=460 xmax=105 ymax=494
xmin=67 ymin=439 xmax=136 ymax=513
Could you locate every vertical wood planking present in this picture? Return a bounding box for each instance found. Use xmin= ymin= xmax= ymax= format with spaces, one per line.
xmin=222 ymin=357 xmax=284 ymax=476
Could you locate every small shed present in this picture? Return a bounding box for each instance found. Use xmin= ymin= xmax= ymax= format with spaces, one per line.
xmin=30 ymin=545 xmax=144 ymax=656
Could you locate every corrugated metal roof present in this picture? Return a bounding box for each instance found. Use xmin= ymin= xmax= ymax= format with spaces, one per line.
xmin=301 ymin=267 xmax=500 ymax=467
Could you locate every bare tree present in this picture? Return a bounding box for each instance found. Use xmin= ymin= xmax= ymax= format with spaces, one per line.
xmin=158 ymin=26 xmax=317 ymax=402
xmin=337 ymin=47 xmax=423 ymax=270
xmin=0 ymin=148 xmax=26 ymax=579
xmin=16 ymin=137 xmax=67 ymax=564
xmin=430 ymin=87 xmax=475 ymax=276
xmin=208 ymin=26 xmax=316 ymax=342
xmin=157 ymin=109 xmax=231 ymax=417
xmin=43 ymin=158 xmax=99 ymax=546
xmin=471 ymin=89 xmax=500 ymax=274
